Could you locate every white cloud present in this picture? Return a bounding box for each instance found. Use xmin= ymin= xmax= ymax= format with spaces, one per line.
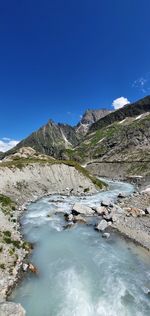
xmin=112 ymin=97 xmax=130 ymax=110
xmin=0 ymin=138 xmax=19 ymax=152
xmin=132 ymin=76 xmax=149 ymax=93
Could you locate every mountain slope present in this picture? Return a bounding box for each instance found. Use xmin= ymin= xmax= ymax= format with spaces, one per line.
xmin=89 ymin=95 xmax=150 ymax=132
xmin=4 ymin=120 xmax=79 ymax=158
xmin=72 ymin=112 xmax=150 ymax=161
xmin=63 ymin=96 xmax=150 ymax=178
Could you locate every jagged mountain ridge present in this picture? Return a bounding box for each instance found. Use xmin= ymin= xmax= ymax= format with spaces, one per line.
xmin=2 ymin=109 xmax=110 ymax=158
xmin=2 ymin=96 xmax=150 ymax=166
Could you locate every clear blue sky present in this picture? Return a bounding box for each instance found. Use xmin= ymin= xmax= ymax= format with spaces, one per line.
xmin=0 ymin=0 xmax=150 ymax=145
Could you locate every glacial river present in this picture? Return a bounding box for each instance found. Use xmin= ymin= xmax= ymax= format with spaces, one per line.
xmin=10 ymin=179 xmax=150 ymax=316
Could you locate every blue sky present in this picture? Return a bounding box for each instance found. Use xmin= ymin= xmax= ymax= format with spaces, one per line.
xmin=0 ymin=0 xmax=150 ymax=150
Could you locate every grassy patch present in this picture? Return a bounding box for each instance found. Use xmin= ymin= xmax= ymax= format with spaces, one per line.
xmin=0 ymin=194 xmax=16 ymax=215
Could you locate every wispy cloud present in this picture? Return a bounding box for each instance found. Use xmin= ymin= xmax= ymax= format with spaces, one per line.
xmin=0 ymin=138 xmax=19 ymax=152
xmin=112 ymin=97 xmax=130 ymax=110
xmin=132 ymin=73 xmax=150 ymax=93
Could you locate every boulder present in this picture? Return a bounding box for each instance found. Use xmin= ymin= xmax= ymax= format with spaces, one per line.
xmin=0 ymin=302 xmax=25 ymax=316
xmin=101 ymin=199 xmax=111 ymax=207
xmin=22 ymin=263 xmax=28 ymax=272
xmin=103 ymin=213 xmax=113 ymax=221
xmin=29 ymin=263 xmax=38 ymax=273
xmin=96 ymin=219 xmax=108 ymax=231
xmin=72 ymin=203 xmax=94 ymax=216
xmin=74 ymin=215 xmax=87 ymax=223
xmin=96 ymin=206 xmax=107 ymax=215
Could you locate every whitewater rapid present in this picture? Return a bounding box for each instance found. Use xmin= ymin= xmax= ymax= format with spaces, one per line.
xmin=10 ymin=179 xmax=150 ymax=316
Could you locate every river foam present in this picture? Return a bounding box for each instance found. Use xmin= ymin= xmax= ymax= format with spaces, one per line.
xmin=10 ymin=179 xmax=150 ymax=316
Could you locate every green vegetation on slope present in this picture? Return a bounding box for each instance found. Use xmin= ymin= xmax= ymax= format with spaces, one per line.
xmin=68 ymin=113 xmax=150 ymax=164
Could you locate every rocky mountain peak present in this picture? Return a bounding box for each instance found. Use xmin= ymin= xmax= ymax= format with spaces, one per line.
xmin=81 ymin=109 xmax=112 ymax=125
xmin=76 ymin=109 xmax=112 ymax=136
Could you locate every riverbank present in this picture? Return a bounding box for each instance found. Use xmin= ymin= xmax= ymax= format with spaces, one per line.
xmin=113 ymin=190 xmax=150 ymax=250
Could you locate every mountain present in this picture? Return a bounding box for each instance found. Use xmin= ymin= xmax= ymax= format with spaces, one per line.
xmin=67 ymin=96 xmax=150 ymax=177
xmin=89 ymin=96 xmax=150 ymax=132
xmin=2 ymin=96 xmax=150 ymax=178
xmin=75 ymin=109 xmax=111 ymax=136
xmin=2 ymin=109 xmax=111 ymax=159
xmin=3 ymin=120 xmax=78 ymax=159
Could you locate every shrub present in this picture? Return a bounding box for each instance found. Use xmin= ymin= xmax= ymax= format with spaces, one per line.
xmin=3 ymin=236 xmax=12 ymax=244
xmin=0 ymin=263 xmax=5 ymax=269
xmin=3 ymin=230 xmax=11 ymax=237
xmin=12 ymin=240 xmax=21 ymax=249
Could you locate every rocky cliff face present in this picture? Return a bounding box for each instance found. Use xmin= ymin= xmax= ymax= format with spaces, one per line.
xmin=76 ymin=109 xmax=111 ymax=136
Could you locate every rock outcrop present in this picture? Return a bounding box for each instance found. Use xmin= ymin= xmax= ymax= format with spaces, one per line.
xmin=75 ymin=109 xmax=111 ymax=137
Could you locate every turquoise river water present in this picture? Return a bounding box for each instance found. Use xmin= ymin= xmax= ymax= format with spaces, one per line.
xmin=10 ymin=179 xmax=150 ymax=316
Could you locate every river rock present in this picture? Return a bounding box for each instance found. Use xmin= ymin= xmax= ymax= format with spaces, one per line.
xmin=29 ymin=263 xmax=37 ymax=273
xmin=0 ymin=302 xmax=25 ymax=316
xmin=96 ymin=219 xmax=108 ymax=231
xmin=102 ymin=232 xmax=110 ymax=238
xmin=72 ymin=203 xmax=94 ymax=216
xmin=22 ymin=263 xmax=28 ymax=272
xmin=96 ymin=206 xmax=107 ymax=215
xmin=74 ymin=215 xmax=87 ymax=223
